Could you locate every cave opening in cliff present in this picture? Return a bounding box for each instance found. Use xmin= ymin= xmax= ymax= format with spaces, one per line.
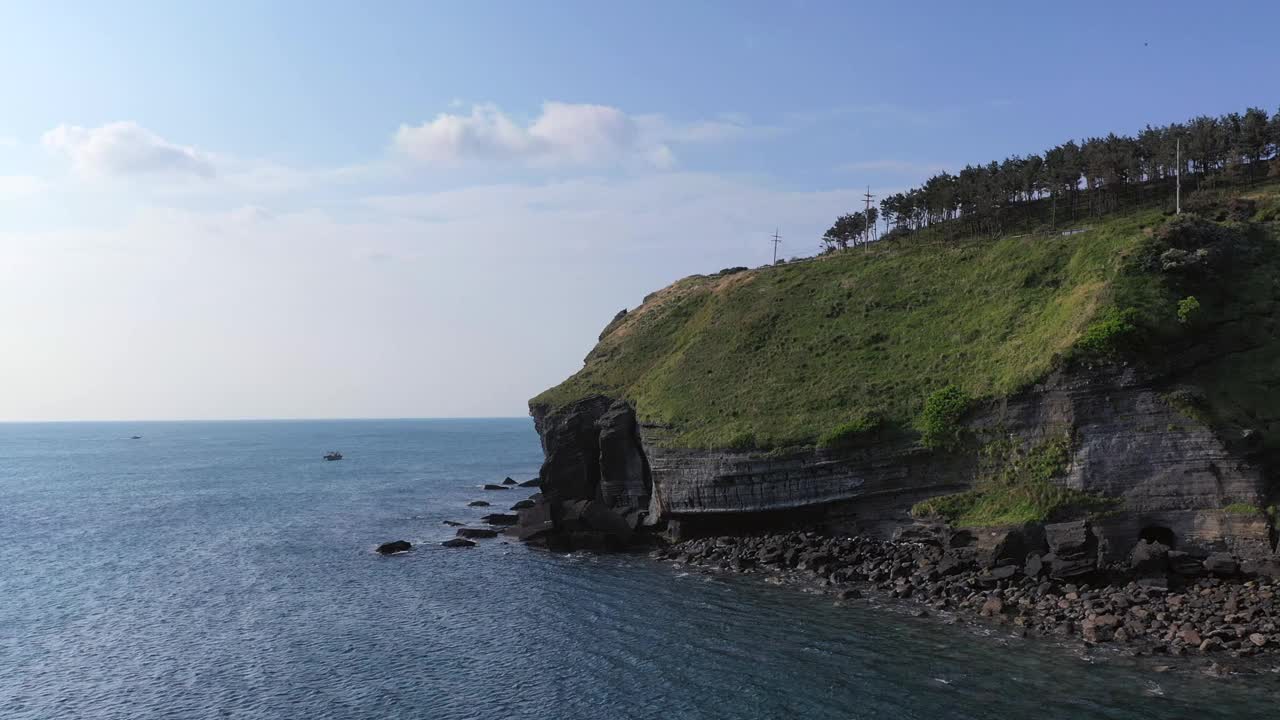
xmin=1138 ymin=525 xmax=1176 ymax=548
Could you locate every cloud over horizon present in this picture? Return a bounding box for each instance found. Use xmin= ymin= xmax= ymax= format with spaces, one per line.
xmin=42 ymin=122 xmax=216 ymax=179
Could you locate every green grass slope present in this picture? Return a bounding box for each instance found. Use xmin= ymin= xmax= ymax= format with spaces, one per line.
xmin=532 ymin=185 xmax=1280 ymax=452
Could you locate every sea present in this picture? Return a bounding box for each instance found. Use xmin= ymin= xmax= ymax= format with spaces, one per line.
xmin=2 ymin=418 xmax=1276 ymax=719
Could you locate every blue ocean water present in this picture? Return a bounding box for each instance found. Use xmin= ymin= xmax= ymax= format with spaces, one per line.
xmin=1 ymin=418 xmax=1276 ymax=720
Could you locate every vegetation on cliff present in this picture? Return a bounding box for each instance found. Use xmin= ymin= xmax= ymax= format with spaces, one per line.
xmin=911 ymin=435 xmax=1116 ymax=527
xmin=534 ymin=182 xmax=1280 ymax=452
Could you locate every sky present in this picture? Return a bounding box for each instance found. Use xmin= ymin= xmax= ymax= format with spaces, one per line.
xmin=1 ymin=1 xmax=1278 ymax=421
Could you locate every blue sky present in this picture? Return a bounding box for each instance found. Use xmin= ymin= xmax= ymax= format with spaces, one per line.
xmin=2 ymin=1 xmax=1278 ymax=420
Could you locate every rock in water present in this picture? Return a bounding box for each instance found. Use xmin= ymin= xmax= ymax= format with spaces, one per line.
xmin=481 ymin=513 xmax=518 ymax=526
xmin=456 ymin=527 xmax=499 ymax=539
xmin=442 ymin=538 xmax=476 ymax=548
xmin=442 ymin=520 xmax=464 ymax=527
xmin=482 ymin=484 xmax=510 ymax=491
xmin=376 ymin=540 xmax=411 ymax=555
xmin=501 ymin=477 xmax=518 ymax=485
xmin=510 ymin=499 xmax=535 ymax=510
xmin=467 ymin=500 xmax=490 ymax=507
xmin=518 ymin=478 xmax=541 ymax=487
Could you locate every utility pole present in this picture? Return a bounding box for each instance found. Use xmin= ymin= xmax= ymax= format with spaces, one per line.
xmin=862 ymin=186 xmax=876 ymax=249
xmin=771 ymin=228 xmax=782 ymax=264
xmin=1176 ymin=136 xmax=1182 ymax=214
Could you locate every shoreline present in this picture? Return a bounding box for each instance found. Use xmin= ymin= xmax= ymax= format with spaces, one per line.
xmin=648 ymin=530 xmax=1280 ymax=679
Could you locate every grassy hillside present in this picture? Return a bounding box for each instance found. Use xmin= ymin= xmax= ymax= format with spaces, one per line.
xmin=532 ymin=185 xmax=1280 ymax=452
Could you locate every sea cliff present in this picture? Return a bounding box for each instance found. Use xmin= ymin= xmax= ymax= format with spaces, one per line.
xmin=518 ymin=188 xmax=1280 ymax=589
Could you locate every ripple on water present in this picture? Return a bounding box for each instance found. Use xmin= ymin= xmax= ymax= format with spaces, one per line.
xmin=1 ymin=420 xmax=1278 ymax=720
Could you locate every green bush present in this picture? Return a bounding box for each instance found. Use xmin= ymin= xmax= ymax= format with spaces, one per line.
xmin=912 ymin=436 xmax=1115 ymax=527
xmin=726 ymin=430 xmax=757 ymax=451
xmin=817 ymin=413 xmax=883 ymax=449
xmin=917 ymin=386 xmax=971 ymax=449
xmin=1176 ymin=295 xmax=1201 ymax=324
xmin=1223 ymin=502 xmax=1263 ymax=516
xmin=1074 ymin=306 xmax=1139 ymax=359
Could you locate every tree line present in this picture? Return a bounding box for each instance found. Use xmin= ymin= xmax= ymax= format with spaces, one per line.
xmin=822 ymin=106 xmax=1280 ymax=251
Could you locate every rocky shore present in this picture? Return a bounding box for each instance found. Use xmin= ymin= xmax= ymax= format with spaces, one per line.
xmin=651 ymin=526 xmax=1280 ymax=667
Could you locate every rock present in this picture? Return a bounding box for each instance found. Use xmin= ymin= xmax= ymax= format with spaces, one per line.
xmin=376 ymin=540 xmax=411 ymax=555
xmin=442 ymin=538 xmax=476 ymax=548
xmin=502 ymin=477 xmax=518 ymax=485
xmin=467 ymin=500 xmax=491 ymax=507
xmin=1198 ymin=637 xmax=1223 ymax=653
xmin=442 ymin=520 xmax=464 ymax=527
xmin=482 ymin=484 xmax=510 ymax=491
xmin=893 ymin=524 xmax=943 ymax=545
xmin=980 ymin=595 xmax=1005 ymax=617
xmin=1203 ymin=553 xmax=1239 ymax=577
xmin=456 ymin=527 xmax=499 ymax=539
xmin=1167 ymin=551 xmax=1205 ymax=576
xmin=510 ymin=499 xmax=536 ymax=510
xmin=1046 ymin=553 xmax=1096 ymax=579
xmin=936 ymin=554 xmax=972 ymax=577
xmin=1129 ymin=540 xmax=1169 ymax=576
xmin=1248 ymin=633 xmax=1267 ymax=647
xmin=1024 ymin=553 xmax=1044 ymax=578
xmin=836 ymin=588 xmax=863 ymax=600
xmin=481 ymin=513 xmax=519 ymax=527
xmin=1178 ymin=627 xmax=1203 ymax=646
xmin=518 ymin=478 xmax=541 ymax=487
xmin=1045 ymin=520 xmax=1094 ymax=557
xmin=991 ymin=564 xmax=1018 ymax=581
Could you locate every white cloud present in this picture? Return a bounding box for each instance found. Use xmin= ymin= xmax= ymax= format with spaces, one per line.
xmin=42 ymin=122 xmax=215 ymax=178
xmin=392 ymin=102 xmax=774 ymax=170
xmin=394 ymin=101 xmax=664 ymax=169
xmin=0 ymin=175 xmax=46 ymax=196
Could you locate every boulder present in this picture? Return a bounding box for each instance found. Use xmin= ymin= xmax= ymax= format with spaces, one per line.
xmin=510 ymin=499 xmax=536 ymax=510
xmin=502 ymin=477 xmax=518 ymax=485
xmin=481 ymin=513 xmax=519 ymax=527
xmin=456 ymin=527 xmax=499 ymax=539
xmin=980 ymin=595 xmax=1005 ymax=616
xmin=511 ymin=499 xmax=555 ymax=543
xmin=467 ymin=500 xmax=491 ymax=507
xmin=1128 ymin=540 xmax=1169 ymax=577
xmin=376 ymin=540 xmax=411 ymax=555
xmin=482 ymin=484 xmax=510 ymax=491
xmin=1240 ymin=557 xmax=1280 ymax=579
xmin=442 ymin=538 xmax=476 ymax=548
xmin=518 ymin=478 xmax=541 ymax=487
xmin=1167 ymin=551 xmax=1206 ymax=576
xmin=442 ymin=520 xmax=464 ymax=527
xmin=1203 ymin=553 xmax=1239 ymax=577
xmin=893 ymin=524 xmax=943 ymax=545
xmin=1024 ymin=553 xmax=1045 ymax=578
xmin=1045 ymin=520 xmax=1094 ymax=557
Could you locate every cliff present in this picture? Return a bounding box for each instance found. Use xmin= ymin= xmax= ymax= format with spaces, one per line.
xmin=521 ymin=187 xmax=1280 ymax=574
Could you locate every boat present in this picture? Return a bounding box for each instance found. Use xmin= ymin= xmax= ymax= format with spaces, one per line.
xmin=130 ymin=435 xmax=142 ymax=440
xmin=323 ymin=451 xmax=343 ymax=461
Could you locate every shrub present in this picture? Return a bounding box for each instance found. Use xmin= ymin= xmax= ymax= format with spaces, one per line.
xmin=726 ymin=430 xmax=757 ymax=451
xmin=911 ymin=436 xmax=1114 ymax=526
xmin=1074 ymin=306 xmax=1139 ymax=359
xmin=917 ymin=386 xmax=971 ymax=449
xmin=817 ymin=413 xmax=883 ymax=449
xmin=1223 ymin=502 xmax=1263 ymax=516
xmin=1176 ymin=295 xmax=1201 ymax=324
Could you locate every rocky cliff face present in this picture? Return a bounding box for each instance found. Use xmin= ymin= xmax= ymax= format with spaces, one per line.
xmin=523 ymin=366 xmax=1277 ymax=569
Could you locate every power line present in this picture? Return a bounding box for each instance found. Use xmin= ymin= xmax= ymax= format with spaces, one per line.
xmin=862 ymin=186 xmax=876 ymax=249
